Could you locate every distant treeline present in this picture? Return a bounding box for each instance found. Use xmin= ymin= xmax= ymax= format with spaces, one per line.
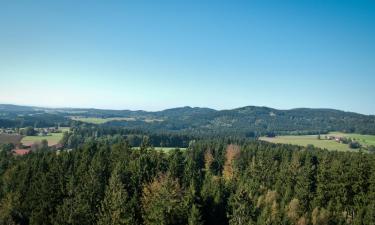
xmin=100 ymin=106 xmax=375 ymax=136
xmin=60 ymin=126 xmax=199 ymax=149
xmin=0 ymin=113 xmax=71 ymax=128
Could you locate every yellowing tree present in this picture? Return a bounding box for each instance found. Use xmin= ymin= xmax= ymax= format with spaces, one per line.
xmin=287 ymin=198 xmax=302 ymax=223
xmin=142 ymin=173 xmax=187 ymax=225
xmin=223 ymin=144 xmax=240 ymax=180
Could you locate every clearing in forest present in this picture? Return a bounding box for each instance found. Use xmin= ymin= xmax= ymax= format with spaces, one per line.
xmin=21 ymin=132 xmax=64 ymax=146
xmin=260 ymin=134 xmax=353 ymax=151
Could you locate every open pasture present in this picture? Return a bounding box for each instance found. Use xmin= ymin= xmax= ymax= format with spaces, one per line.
xmin=0 ymin=134 xmax=23 ymax=145
xmin=260 ymin=134 xmax=353 ymax=151
xmin=133 ymin=147 xmax=186 ymax=152
xmin=154 ymin=147 xmax=186 ymax=152
xmin=71 ymin=116 xmax=136 ymax=124
xmin=328 ymin=132 xmax=375 ymax=146
xmin=21 ymin=132 xmax=64 ymax=146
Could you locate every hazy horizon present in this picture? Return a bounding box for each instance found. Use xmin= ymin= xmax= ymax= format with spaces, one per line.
xmin=1 ymin=102 xmax=374 ymax=116
xmin=1 ymin=1 xmax=375 ymax=114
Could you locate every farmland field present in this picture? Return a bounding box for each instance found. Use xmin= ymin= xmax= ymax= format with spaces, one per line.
xmin=21 ymin=132 xmax=64 ymax=146
xmin=0 ymin=134 xmax=23 ymax=145
xmin=133 ymin=147 xmax=186 ymax=152
xmin=260 ymin=134 xmax=353 ymax=151
xmin=59 ymin=127 xmax=71 ymax=132
xmin=328 ymin=132 xmax=375 ymax=146
xmin=260 ymin=132 xmax=375 ymax=151
xmin=154 ymin=147 xmax=186 ymax=152
xmin=71 ymin=116 xmax=136 ymax=124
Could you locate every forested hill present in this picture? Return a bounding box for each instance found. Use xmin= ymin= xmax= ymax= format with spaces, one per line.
xmin=1 ymin=104 xmax=375 ymax=135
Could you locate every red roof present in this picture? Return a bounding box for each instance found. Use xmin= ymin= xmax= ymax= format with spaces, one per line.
xmin=12 ymin=149 xmax=31 ymax=156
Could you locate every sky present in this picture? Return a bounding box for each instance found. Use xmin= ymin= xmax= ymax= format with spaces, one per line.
xmin=0 ymin=0 xmax=375 ymax=114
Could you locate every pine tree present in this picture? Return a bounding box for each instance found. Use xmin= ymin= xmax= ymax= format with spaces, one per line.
xmin=200 ymin=172 xmax=227 ymax=225
xmin=0 ymin=192 xmax=21 ymax=225
xmin=97 ymin=166 xmax=134 ymax=225
xmin=188 ymin=204 xmax=203 ymax=225
xmin=228 ymin=188 xmax=255 ymax=225
xmin=142 ymin=173 xmax=187 ymax=225
xmin=223 ymin=144 xmax=240 ymax=181
xmin=286 ymin=198 xmax=302 ymax=224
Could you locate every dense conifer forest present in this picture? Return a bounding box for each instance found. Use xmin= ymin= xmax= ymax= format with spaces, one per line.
xmin=1 ymin=137 xmax=374 ymax=225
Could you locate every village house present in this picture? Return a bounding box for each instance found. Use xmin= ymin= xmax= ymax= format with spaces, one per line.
xmin=12 ymin=149 xmax=31 ymax=156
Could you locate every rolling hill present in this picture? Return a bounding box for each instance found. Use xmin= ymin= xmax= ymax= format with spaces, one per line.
xmin=0 ymin=104 xmax=375 ymax=136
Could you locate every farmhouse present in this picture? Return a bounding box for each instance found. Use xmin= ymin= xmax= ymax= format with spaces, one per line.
xmin=38 ymin=130 xmax=47 ymax=136
xmin=52 ymin=143 xmax=63 ymax=150
xmin=12 ymin=149 xmax=31 ymax=156
xmin=328 ymin=136 xmax=345 ymax=143
xmin=0 ymin=128 xmax=16 ymax=134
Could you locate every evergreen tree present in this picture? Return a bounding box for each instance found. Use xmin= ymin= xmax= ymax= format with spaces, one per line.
xmin=188 ymin=204 xmax=203 ymax=225
xmin=97 ymin=166 xmax=134 ymax=225
xmin=228 ymin=188 xmax=255 ymax=225
xmin=0 ymin=192 xmax=21 ymax=225
xmin=141 ymin=173 xmax=187 ymax=225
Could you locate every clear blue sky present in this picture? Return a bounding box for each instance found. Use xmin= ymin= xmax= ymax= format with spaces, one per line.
xmin=1 ymin=0 xmax=374 ymax=114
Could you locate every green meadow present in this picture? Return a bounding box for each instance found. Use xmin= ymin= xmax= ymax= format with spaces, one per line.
xmin=133 ymin=147 xmax=186 ymax=152
xmin=259 ymin=131 xmax=375 ymax=152
xmin=328 ymin=132 xmax=375 ymax=146
xmin=260 ymin=135 xmax=352 ymax=151
xmin=260 ymin=132 xmax=375 ymax=152
xmin=71 ymin=117 xmax=136 ymax=124
xmin=21 ymin=132 xmax=64 ymax=146
xmin=154 ymin=147 xmax=186 ymax=152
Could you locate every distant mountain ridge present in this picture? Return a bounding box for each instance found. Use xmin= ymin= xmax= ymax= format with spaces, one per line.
xmin=0 ymin=104 xmax=374 ymax=136
xmin=0 ymin=104 xmax=371 ymax=115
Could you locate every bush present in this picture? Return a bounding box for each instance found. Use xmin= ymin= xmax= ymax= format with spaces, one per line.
xmin=20 ymin=127 xmax=37 ymax=136
xmin=349 ymin=141 xmax=361 ymax=149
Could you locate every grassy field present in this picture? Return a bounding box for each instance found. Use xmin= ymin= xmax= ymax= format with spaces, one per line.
xmin=154 ymin=147 xmax=186 ymax=152
xmin=133 ymin=147 xmax=186 ymax=152
xmin=71 ymin=116 xmax=136 ymax=124
xmin=327 ymin=132 xmax=375 ymax=146
xmin=0 ymin=134 xmax=23 ymax=145
xmin=59 ymin=127 xmax=71 ymax=132
xmin=260 ymin=132 xmax=375 ymax=151
xmin=21 ymin=132 xmax=64 ymax=146
xmin=260 ymin=134 xmax=353 ymax=151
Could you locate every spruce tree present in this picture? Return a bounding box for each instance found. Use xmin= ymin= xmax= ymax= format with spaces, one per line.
xmin=97 ymin=166 xmax=134 ymax=225
xmin=188 ymin=204 xmax=203 ymax=225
